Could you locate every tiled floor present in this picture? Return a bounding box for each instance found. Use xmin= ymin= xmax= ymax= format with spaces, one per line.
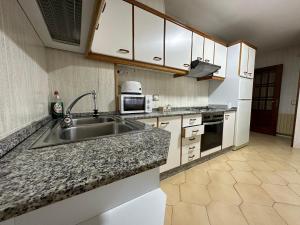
xmin=161 ymin=132 xmax=300 ymax=225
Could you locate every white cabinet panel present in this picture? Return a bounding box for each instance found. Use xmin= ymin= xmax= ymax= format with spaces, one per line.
xmin=235 ymin=100 xmax=252 ymax=147
xmin=158 ymin=116 xmax=181 ymax=172
xmin=182 ymin=114 xmax=202 ymax=127
xmin=91 ymin=0 xmax=133 ymax=59
xmin=182 ymin=125 xmax=204 ymax=138
xmin=134 ymin=7 xmax=164 ymax=65
xmin=239 ymin=43 xmax=249 ymax=78
xmin=137 ymin=118 xmax=157 ymax=128
xmin=222 ymin=111 xmax=236 ymax=149
xmin=213 ymin=43 xmax=227 ymax=78
xmin=203 ymin=38 xmax=215 ymax=64
xmin=165 ymin=21 xmax=192 ymax=70
xmin=239 ymin=77 xmax=253 ymax=100
xmin=191 ymin=33 xmax=204 ymax=61
xmin=247 ymin=47 xmax=256 ymax=79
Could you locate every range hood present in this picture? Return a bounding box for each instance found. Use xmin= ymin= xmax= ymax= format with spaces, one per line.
xmin=186 ymin=59 xmax=221 ymax=78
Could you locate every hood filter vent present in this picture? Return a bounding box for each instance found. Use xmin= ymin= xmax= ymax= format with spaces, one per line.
xmin=36 ymin=0 xmax=82 ymax=45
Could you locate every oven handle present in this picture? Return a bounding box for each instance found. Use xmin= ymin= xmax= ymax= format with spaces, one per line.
xmin=203 ymin=121 xmax=223 ymax=125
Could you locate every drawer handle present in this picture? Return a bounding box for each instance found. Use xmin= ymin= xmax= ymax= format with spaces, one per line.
xmin=192 ymin=130 xmax=199 ymax=133
xmin=244 ymin=72 xmax=248 ymax=74
xmin=160 ymin=122 xmax=169 ymax=126
xmin=183 ymin=64 xmax=190 ymax=67
xmin=189 ymin=146 xmax=196 ymax=150
xmin=101 ymin=1 xmax=106 ymax=13
xmin=118 ymin=49 xmax=130 ymax=54
xmin=153 ymin=57 xmax=162 ymax=61
xmin=189 ymin=137 xmax=196 ymax=141
xmin=188 ymin=155 xmax=195 ymax=159
xmin=248 ymin=72 xmax=252 ymax=75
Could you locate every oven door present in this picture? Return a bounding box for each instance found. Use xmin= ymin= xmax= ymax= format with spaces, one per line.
xmin=120 ymin=95 xmax=145 ymax=114
xmin=201 ymin=121 xmax=223 ymax=154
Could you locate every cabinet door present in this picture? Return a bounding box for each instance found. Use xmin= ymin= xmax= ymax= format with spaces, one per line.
xmin=247 ymin=47 xmax=256 ymax=79
xmin=165 ymin=21 xmax=192 ymax=70
xmin=158 ymin=116 xmax=181 ymax=173
xmin=134 ymin=7 xmax=164 ymax=65
xmin=136 ymin=118 xmax=157 ymax=128
xmin=191 ymin=33 xmax=204 ymax=61
xmin=203 ymin=38 xmax=215 ymax=64
xmin=239 ymin=43 xmax=249 ymax=77
xmin=91 ymin=0 xmax=132 ymax=59
xmin=222 ymin=112 xmax=236 ymax=149
xmin=213 ymin=43 xmax=227 ymax=78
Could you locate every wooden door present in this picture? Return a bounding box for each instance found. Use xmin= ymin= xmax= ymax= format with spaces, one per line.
xmin=134 ymin=6 xmax=164 ymax=65
xmin=165 ymin=21 xmax=192 ymax=70
xmin=251 ymin=64 xmax=283 ymax=135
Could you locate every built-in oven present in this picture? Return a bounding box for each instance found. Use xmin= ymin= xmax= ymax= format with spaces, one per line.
xmin=119 ymin=94 xmax=153 ymax=114
xmin=201 ymin=112 xmax=224 ymax=156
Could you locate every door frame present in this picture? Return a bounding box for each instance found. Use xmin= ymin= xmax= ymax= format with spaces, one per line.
xmin=292 ymin=72 xmax=300 ymax=147
xmin=251 ymin=64 xmax=283 ymax=135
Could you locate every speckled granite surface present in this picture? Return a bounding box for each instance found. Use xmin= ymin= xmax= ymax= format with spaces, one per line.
xmin=0 ymin=120 xmax=170 ymax=222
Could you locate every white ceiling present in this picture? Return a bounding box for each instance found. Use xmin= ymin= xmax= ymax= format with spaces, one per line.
xmin=165 ymin=0 xmax=300 ymax=52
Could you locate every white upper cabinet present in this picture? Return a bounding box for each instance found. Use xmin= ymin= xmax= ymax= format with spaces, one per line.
xmin=203 ymin=38 xmax=215 ymax=64
xmin=91 ymin=0 xmax=133 ymax=59
xmin=134 ymin=7 xmax=164 ymax=65
xmin=239 ymin=43 xmax=256 ymax=79
xmin=165 ymin=21 xmax=192 ymax=70
xmin=191 ymin=33 xmax=204 ymax=61
xmin=247 ymin=47 xmax=256 ymax=79
xmin=213 ymin=43 xmax=227 ymax=78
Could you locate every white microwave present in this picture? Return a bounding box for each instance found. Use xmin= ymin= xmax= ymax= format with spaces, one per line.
xmin=119 ymin=94 xmax=153 ymax=114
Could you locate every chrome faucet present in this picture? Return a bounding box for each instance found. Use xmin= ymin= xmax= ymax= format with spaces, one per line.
xmin=61 ymin=90 xmax=99 ymax=128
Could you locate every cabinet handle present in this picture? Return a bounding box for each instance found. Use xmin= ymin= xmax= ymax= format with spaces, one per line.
xmin=205 ymin=59 xmax=210 ymax=63
xmin=189 ymin=146 xmax=196 ymax=150
xmin=189 ymin=118 xmax=196 ymax=121
xmin=118 ymin=49 xmax=130 ymax=54
xmin=188 ymin=155 xmax=195 ymax=159
xmin=192 ymin=130 xmax=199 ymax=133
xmin=160 ymin=122 xmax=169 ymax=126
xmin=197 ymin=57 xmax=203 ymax=61
xmin=189 ymin=137 xmax=196 ymax=141
xmin=153 ymin=57 xmax=162 ymax=61
xmin=183 ymin=64 xmax=190 ymax=67
xmin=95 ymin=23 xmax=99 ymax=30
xmin=244 ymin=72 xmax=248 ymax=74
xmin=248 ymin=72 xmax=252 ymax=75
xmin=102 ymin=1 xmax=106 ymax=13
xmin=151 ymin=124 xmax=156 ymax=127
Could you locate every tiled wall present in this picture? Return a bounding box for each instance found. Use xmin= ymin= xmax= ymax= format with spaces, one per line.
xmin=47 ymin=49 xmax=116 ymax=113
xmin=0 ymin=0 xmax=49 ymax=140
xmin=118 ymin=66 xmax=209 ymax=108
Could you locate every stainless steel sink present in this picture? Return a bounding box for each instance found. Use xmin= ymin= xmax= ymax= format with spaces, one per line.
xmin=31 ymin=116 xmax=145 ymax=149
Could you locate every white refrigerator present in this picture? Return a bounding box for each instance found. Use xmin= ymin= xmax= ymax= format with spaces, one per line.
xmin=234 ymin=77 xmax=253 ymax=148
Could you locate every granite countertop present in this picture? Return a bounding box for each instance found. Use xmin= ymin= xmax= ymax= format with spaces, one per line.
xmin=120 ymin=106 xmax=237 ymax=120
xmin=0 ymin=119 xmax=170 ymax=222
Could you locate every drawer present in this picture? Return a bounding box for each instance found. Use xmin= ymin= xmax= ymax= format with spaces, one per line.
xmin=182 ymin=142 xmax=201 ymax=155
xmin=182 ymin=149 xmax=200 ymax=164
xmin=182 ymin=114 xmax=202 ymax=127
xmin=182 ymin=135 xmax=201 ymax=146
xmin=182 ymin=125 xmax=204 ymax=138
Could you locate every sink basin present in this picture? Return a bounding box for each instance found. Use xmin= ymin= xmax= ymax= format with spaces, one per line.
xmin=31 ymin=116 xmax=145 ymax=149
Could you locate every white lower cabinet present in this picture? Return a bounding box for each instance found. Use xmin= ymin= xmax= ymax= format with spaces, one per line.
xmin=181 ymin=136 xmax=201 ymax=165
xmin=136 ymin=118 xmax=158 ymax=128
xmin=158 ymin=116 xmax=182 ymax=173
xmin=222 ymin=111 xmax=236 ymax=149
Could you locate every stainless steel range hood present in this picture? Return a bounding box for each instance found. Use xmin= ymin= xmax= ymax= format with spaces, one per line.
xmin=186 ymin=59 xmax=221 ymax=78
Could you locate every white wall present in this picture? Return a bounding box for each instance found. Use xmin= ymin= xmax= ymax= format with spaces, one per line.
xmin=0 ymin=0 xmax=48 ymax=139
xmin=47 ymin=49 xmax=115 ymax=113
xmin=118 ymin=66 xmax=209 ymax=108
xmin=255 ymin=46 xmax=300 ymax=114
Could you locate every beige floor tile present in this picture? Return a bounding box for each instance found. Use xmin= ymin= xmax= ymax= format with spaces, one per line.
xmin=253 ymin=170 xmax=288 ymax=185
xmin=172 ymin=202 xmax=210 ymax=225
xmin=259 ymin=152 xmax=285 ymax=161
xmin=160 ymin=182 xmax=180 ymax=206
xmin=242 ymin=151 xmax=264 ymax=161
xmin=227 ymin=161 xmax=252 ymax=171
xmin=240 ymin=203 xmax=286 ymax=225
xmin=226 ymin=151 xmax=247 ymax=161
xmin=211 ymin=154 xmax=229 ymax=162
xmin=262 ymin=183 xmax=300 ymax=205
xmin=274 ymin=203 xmax=300 ymax=225
xmin=185 ymin=167 xmax=210 ymax=185
xmin=288 ymin=184 xmax=300 ymax=196
xmin=207 ymin=202 xmax=248 ymax=225
xmin=231 ymin=171 xmax=261 ymax=185
xmin=265 ymin=160 xmax=296 ymax=171
xmin=163 ymin=172 xmax=186 ymax=185
xmin=192 ymin=161 xmax=210 ymax=172
xmin=277 ymin=171 xmax=300 ymax=184
xmin=180 ymin=183 xmax=211 ymax=205
xmin=248 ymin=160 xmax=274 ymax=171
xmin=207 ymin=182 xmax=241 ymax=205
xmin=209 ymin=161 xmax=232 ymax=171
xmin=235 ymin=183 xmax=274 ymax=206
xmin=164 ymin=205 xmax=172 ymax=225
xmin=208 ymin=170 xmax=236 ymax=185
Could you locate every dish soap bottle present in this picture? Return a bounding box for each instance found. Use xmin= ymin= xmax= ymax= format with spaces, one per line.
xmin=51 ymin=91 xmax=64 ymax=119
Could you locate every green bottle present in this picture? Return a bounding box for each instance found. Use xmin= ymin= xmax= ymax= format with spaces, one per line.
xmin=51 ymin=91 xmax=64 ymax=119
